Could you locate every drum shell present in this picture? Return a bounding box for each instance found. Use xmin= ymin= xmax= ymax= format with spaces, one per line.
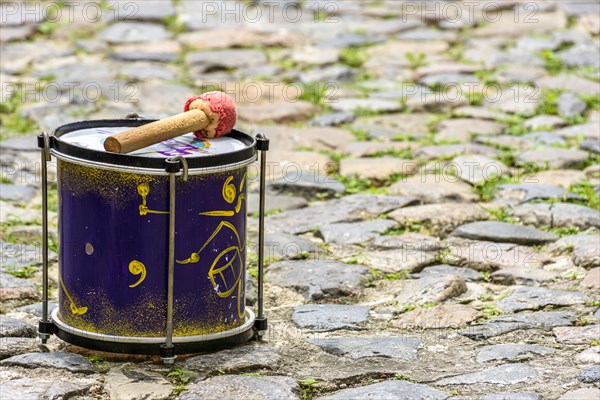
xmin=56 ymin=155 xmax=250 ymax=337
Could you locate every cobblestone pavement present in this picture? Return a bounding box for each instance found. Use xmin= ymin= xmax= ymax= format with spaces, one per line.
xmin=1 ymin=1 xmax=600 ymax=399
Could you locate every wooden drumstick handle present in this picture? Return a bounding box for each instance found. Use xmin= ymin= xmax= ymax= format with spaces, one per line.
xmin=104 ymin=109 xmax=210 ymax=153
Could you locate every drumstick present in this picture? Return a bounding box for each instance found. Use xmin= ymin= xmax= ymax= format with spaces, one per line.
xmin=104 ymin=91 xmax=237 ymax=154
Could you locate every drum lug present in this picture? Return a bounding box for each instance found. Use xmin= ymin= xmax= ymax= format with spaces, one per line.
xmin=37 ymin=132 xmax=52 ymax=343
xmin=160 ymin=344 xmax=176 ymax=365
xmin=255 ymin=133 xmax=270 ymax=340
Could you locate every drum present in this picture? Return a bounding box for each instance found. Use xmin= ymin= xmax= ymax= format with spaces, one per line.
xmin=43 ymin=118 xmax=264 ymax=356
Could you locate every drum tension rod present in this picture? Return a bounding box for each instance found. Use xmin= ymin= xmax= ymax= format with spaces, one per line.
xmin=255 ymin=133 xmax=270 ymax=340
xmin=37 ymin=132 xmax=54 ymax=343
xmin=161 ymin=156 xmax=188 ymax=364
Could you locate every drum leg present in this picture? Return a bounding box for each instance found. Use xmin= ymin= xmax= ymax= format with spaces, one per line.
xmin=161 ymin=157 xmax=188 ymax=364
xmin=37 ymin=133 xmax=54 ymax=343
xmin=255 ymin=134 xmax=270 ymax=340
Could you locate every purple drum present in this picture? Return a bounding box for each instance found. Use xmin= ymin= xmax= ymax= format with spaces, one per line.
xmin=45 ymin=118 xmax=261 ymax=356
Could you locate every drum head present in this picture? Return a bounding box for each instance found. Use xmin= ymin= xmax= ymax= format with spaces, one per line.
xmin=51 ymin=119 xmax=256 ymax=171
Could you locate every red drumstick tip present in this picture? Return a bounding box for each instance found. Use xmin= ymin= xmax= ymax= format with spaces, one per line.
xmin=184 ymin=91 xmax=237 ymax=139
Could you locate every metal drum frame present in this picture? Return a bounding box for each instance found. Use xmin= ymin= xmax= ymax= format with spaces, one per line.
xmin=37 ymin=117 xmax=270 ymax=363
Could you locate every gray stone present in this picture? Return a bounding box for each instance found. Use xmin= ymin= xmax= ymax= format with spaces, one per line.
xmin=558 ymin=92 xmax=587 ymax=117
xmin=559 ymin=388 xmax=600 ymax=400
xmin=0 ymin=337 xmax=45 ymax=360
xmin=0 ymin=135 xmax=39 ymax=152
xmin=476 ymin=344 xmax=555 ymax=363
xmin=522 ymin=131 xmax=566 ymax=146
xmin=239 ymin=101 xmax=318 ymax=124
xmin=0 ymin=316 xmax=36 ymax=338
xmin=516 ymin=149 xmax=590 ymax=169
xmin=388 ymin=175 xmax=478 ymax=204
xmin=559 ymin=44 xmax=600 ymax=69
xmin=113 ymin=0 xmax=175 ymax=22
xmin=266 ymin=195 xmax=418 ymax=234
xmin=437 ymin=363 xmax=537 ymax=385
xmin=495 ymin=184 xmax=582 ymax=204
xmin=450 ymin=155 xmax=510 ymax=184
xmin=266 ymin=260 xmax=368 ymax=300
xmin=361 ymin=248 xmax=439 ymax=274
xmin=0 ymin=377 xmax=94 ymax=400
xmin=342 ymin=141 xmax=412 ymax=158
xmin=421 ymin=73 xmax=478 ymax=87
xmin=247 ymin=193 xmax=308 ymax=215
xmin=111 ymin=40 xmax=181 ymax=62
xmin=181 ymin=375 xmax=300 ymax=400
xmin=103 ymin=368 xmax=172 ymax=400
xmin=186 ymin=49 xmax=267 ymax=73
xmin=339 ymin=157 xmax=419 ymax=181
xmin=482 ymin=394 xmax=541 ymax=400
xmin=574 ymin=346 xmax=600 ymax=365
xmin=319 ymin=380 xmax=449 ymax=400
xmin=0 ymin=271 xmax=39 ymax=302
xmin=579 ymin=366 xmax=600 ymax=383
xmin=510 ymin=203 xmax=600 ymax=229
xmin=319 ymin=220 xmax=397 ymax=245
xmin=389 ymin=203 xmax=489 ymax=236
xmin=308 ymin=337 xmax=422 ymax=360
xmin=395 ymin=276 xmax=467 ymax=306
xmin=264 ymin=233 xmax=320 ymax=260
xmin=453 ymin=106 xmax=509 ymax=121
xmin=394 ymin=304 xmax=482 ymax=329
xmin=523 ymin=115 xmax=566 ymax=131
xmin=1 ymin=240 xmax=58 ymax=271
xmin=554 ymin=325 xmax=600 ymax=344
xmin=460 ymin=311 xmax=576 ymax=340
xmin=549 ymin=234 xmax=600 ymax=268
xmin=331 ymin=98 xmax=401 ymax=114
xmin=556 ymin=122 xmax=600 ymax=140
xmin=14 ymin=301 xmax=58 ymax=318
xmin=371 ymin=233 xmax=441 ymax=252
xmin=415 ymin=144 xmax=499 ymax=161
xmin=412 ymin=265 xmax=481 ymax=282
xmin=299 ymin=65 xmax=354 ymax=84
xmin=445 ymin=239 xmax=549 ymax=271
xmin=291 ymin=46 xmax=340 ymax=65
xmin=491 ymin=267 xmax=558 ymax=286
xmin=0 ymin=352 xmax=96 ymax=374
xmin=96 ymin=22 xmax=171 ymax=44
xmin=450 ymin=221 xmax=558 ymax=245
xmin=268 ymin=172 xmax=345 ymax=200
xmin=292 ymin=304 xmax=369 ymax=332
xmin=184 ymin=344 xmax=282 ymax=374
xmin=436 ymin=119 xmax=504 ymax=142
xmin=319 ymin=33 xmax=383 ymax=48
xmin=581 ymin=140 xmax=600 ymax=154
xmin=558 ymin=2 xmax=600 ymax=15
xmin=310 ymin=112 xmax=356 ymax=127
xmin=398 ymin=28 xmax=458 ymax=41
xmin=497 ymin=286 xmax=589 ymax=312
xmin=0 ymin=184 xmax=36 ymax=202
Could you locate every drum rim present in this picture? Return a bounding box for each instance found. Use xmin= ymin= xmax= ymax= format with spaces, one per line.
xmin=51 ymin=118 xmax=257 ymax=171
xmin=51 ymin=307 xmax=256 ymax=344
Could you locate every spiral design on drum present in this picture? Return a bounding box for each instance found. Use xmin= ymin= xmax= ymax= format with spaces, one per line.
xmin=222 ymin=176 xmax=236 ymax=204
xmin=128 ymin=260 xmax=147 ymax=288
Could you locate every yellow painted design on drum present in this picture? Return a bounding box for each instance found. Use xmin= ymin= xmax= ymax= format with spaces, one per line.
xmin=208 ymin=245 xmax=244 ymax=318
xmin=59 ymin=287 xmax=243 ymax=337
xmin=199 ymin=173 xmax=247 ymax=217
xmin=177 ymin=221 xmax=243 ymax=264
xmin=59 ymin=160 xmax=160 ymax=209
xmin=59 ymin=275 xmax=88 ymax=315
xmin=222 ymin=176 xmax=236 ymax=203
xmin=137 ymin=183 xmax=169 ymax=215
xmin=128 ymin=260 xmax=147 ymax=288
